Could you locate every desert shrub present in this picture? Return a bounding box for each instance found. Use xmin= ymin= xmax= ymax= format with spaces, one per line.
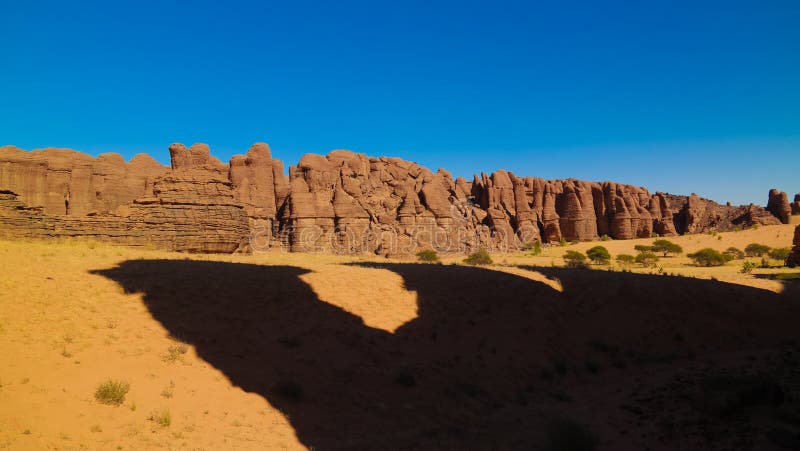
xmin=768 ymin=247 xmax=791 ymax=262
xmin=148 ymin=409 xmax=171 ymax=427
xmin=558 ymin=239 xmax=568 ymax=247
xmin=416 ymin=249 xmax=440 ymax=263
xmin=616 ymin=254 xmax=635 ymax=266
xmin=600 ymin=234 xmax=611 ymax=241
xmin=634 ymin=244 xmax=655 ymax=253
xmin=545 ymin=418 xmax=599 ymax=451
xmin=652 ymin=239 xmax=683 ymax=257
xmin=724 ymin=247 xmax=745 ymax=260
xmin=563 ymin=251 xmax=588 ymax=269
xmin=162 ymin=343 xmax=188 ymax=363
xmin=524 ymin=240 xmax=543 ymax=256
xmin=740 ymin=261 xmax=757 ymax=274
xmin=95 ymin=380 xmax=130 ymax=406
xmin=745 ymin=243 xmax=771 ymax=257
xmin=464 ymin=248 xmax=492 ymax=266
xmin=586 ymin=246 xmax=610 ymax=264
xmin=635 ymin=252 xmax=659 ymax=267
xmin=687 ymin=248 xmax=731 ymax=267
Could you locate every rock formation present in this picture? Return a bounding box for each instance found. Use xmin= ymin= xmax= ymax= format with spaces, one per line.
xmin=791 ymin=193 xmax=800 ymax=216
xmin=788 ymin=225 xmax=800 ymax=268
xmin=0 ymin=143 xmax=791 ymax=254
xmin=766 ymin=188 xmax=791 ymax=224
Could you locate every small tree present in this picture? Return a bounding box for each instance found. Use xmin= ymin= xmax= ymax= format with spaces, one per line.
xmin=635 ymin=252 xmax=659 ymax=268
xmin=744 ymin=243 xmax=771 ymax=257
xmin=586 ymin=246 xmax=611 ymax=265
xmin=723 ymin=247 xmax=745 ymax=260
xmin=464 ymin=248 xmax=492 ymax=266
xmin=687 ymin=248 xmax=731 ymax=267
xmin=616 ymin=254 xmax=635 ymax=266
xmin=651 ymin=239 xmax=683 ymax=257
xmin=634 ymin=244 xmax=655 ymax=253
xmin=416 ymin=249 xmax=440 ymax=263
xmin=563 ymin=250 xmax=588 ymax=269
xmin=740 ymin=261 xmax=757 ymax=274
xmin=768 ymin=247 xmax=791 ymax=262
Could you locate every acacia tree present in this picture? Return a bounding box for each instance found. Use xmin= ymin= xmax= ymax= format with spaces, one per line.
xmin=651 ymin=239 xmax=683 ymax=257
xmin=586 ymin=246 xmax=611 ymax=264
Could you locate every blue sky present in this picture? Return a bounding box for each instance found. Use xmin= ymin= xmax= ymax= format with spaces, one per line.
xmin=1 ymin=0 xmax=798 ymax=205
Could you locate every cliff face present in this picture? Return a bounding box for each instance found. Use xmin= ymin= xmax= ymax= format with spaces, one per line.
xmin=0 ymin=143 xmax=788 ymax=254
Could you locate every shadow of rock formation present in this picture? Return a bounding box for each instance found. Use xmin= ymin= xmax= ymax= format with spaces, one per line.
xmin=92 ymin=261 xmax=800 ymax=450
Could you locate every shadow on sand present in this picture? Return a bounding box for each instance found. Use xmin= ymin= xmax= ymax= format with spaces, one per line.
xmin=92 ymin=260 xmax=800 ymax=450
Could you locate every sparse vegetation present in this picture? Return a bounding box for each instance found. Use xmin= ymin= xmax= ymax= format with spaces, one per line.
xmin=162 ymin=343 xmax=188 ymax=363
xmin=768 ymin=247 xmax=791 ymax=262
xmin=416 ymin=249 xmax=440 ymax=263
xmin=95 ymin=380 xmax=130 ymax=406
xmin=634 ymin=244 xmax=654 ymax=253
xmin=524 ymin=241 xmax=542 ymax=256
xmin=740 ymin=261 xmax=757 ymax=274
xmin=745 ymin=243 xmax=771 ymax=257
xmin=635 ymin=252 xmax=659 ymax=268
xmin=615 ymin=254 xmax=635 ymax=266
xmin=687 ymin=248 xmax=732 ymax=267
xmin=464 ymin=248 xmax=493 ymax=266
xmin=652 ymin=239 xmax=683 ymax=257
xmin=148 ymin=409 xmax=172 ymax=427
xmin=563 ymin=251 xmax=588 ymax=269
xmin=586 ymin=246 xmax=610 ymax=265
xmin=724 ymin=247 xmax=745 ymax=260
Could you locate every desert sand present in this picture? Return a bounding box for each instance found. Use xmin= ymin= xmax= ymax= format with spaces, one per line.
xmin=1 ymin=221 xmax=799 ymax=450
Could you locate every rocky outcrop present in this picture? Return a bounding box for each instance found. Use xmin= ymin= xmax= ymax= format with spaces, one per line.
xmin=0 ymin=143 xmax=791 ymax=254
xmin=791 ymin=193 xmax=800 ymax=216
xmin=0 ymin=145 xmax=168 ymax=216
xmin=767 ymin=189 xmax=791 ymax=224
xmin=788 ymin=225 xmax=800 ymax=268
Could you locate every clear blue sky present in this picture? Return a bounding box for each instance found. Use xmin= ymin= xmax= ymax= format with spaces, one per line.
xmin=2 ymin=0 xmax=798 ymax=205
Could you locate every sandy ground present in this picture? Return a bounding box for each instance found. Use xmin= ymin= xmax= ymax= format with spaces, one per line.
xmin=0 ymin=222 xmax=798 ymax=450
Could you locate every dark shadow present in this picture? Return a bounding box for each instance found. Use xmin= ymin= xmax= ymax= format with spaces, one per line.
xmin=92 ymin=260 xmax=800 ymax=450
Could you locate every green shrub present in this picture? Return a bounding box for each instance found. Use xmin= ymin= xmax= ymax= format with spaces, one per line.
xmin=687 ymin=248 xmax=731 ymax=267
xmin=616 ymin=254 xmax=635 ymax=266
xmin=724 ymin=247 xmax=745 ymax=260
xmin=563 ymin=251 xmax=588 ymax=269
xmin=768 ymin=247 xmax=791 ymax=262
xmin=600 ymin=235 xmax=611 ymax=241
xmin=464 ymin=248 xmax=492 ymax=266
xmin=416 ymin=249 xmax=440 ymax=263
xmin=634 ymin=244 xmax=655 ymax=253
xmin=745 ymin=243 xmax=771 ymax=257
xmin=95 ymin=380 xmax=130 ymax=406
xmin=651 ymin=239 xmax=683 ymax=257
xmin=740 ymin=261 xmax=757 ymax=274
xmin=635 ymin=252 xmax=659 ymax=267
xmin=524 ymin=241 xmax=543 ymax=256
xmin=586 ymin=246 xmax=610 ymax=264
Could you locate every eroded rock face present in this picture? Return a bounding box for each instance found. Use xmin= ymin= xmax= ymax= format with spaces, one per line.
xmin=0 ymin=143 xmax=791 ymax=254
xmin=0 ymin=145 xmax=167 ymax=216
xmin=787 ymin=225 xmax=800 ymax=268
xmin=767 ymin=189 xmax=791 ymax=224
xmin=791 ymin=193 xmax=800 ymax=216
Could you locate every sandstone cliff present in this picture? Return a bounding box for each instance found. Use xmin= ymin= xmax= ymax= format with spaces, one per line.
xmin=0 ymin=143 xmax=789 ymax=254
